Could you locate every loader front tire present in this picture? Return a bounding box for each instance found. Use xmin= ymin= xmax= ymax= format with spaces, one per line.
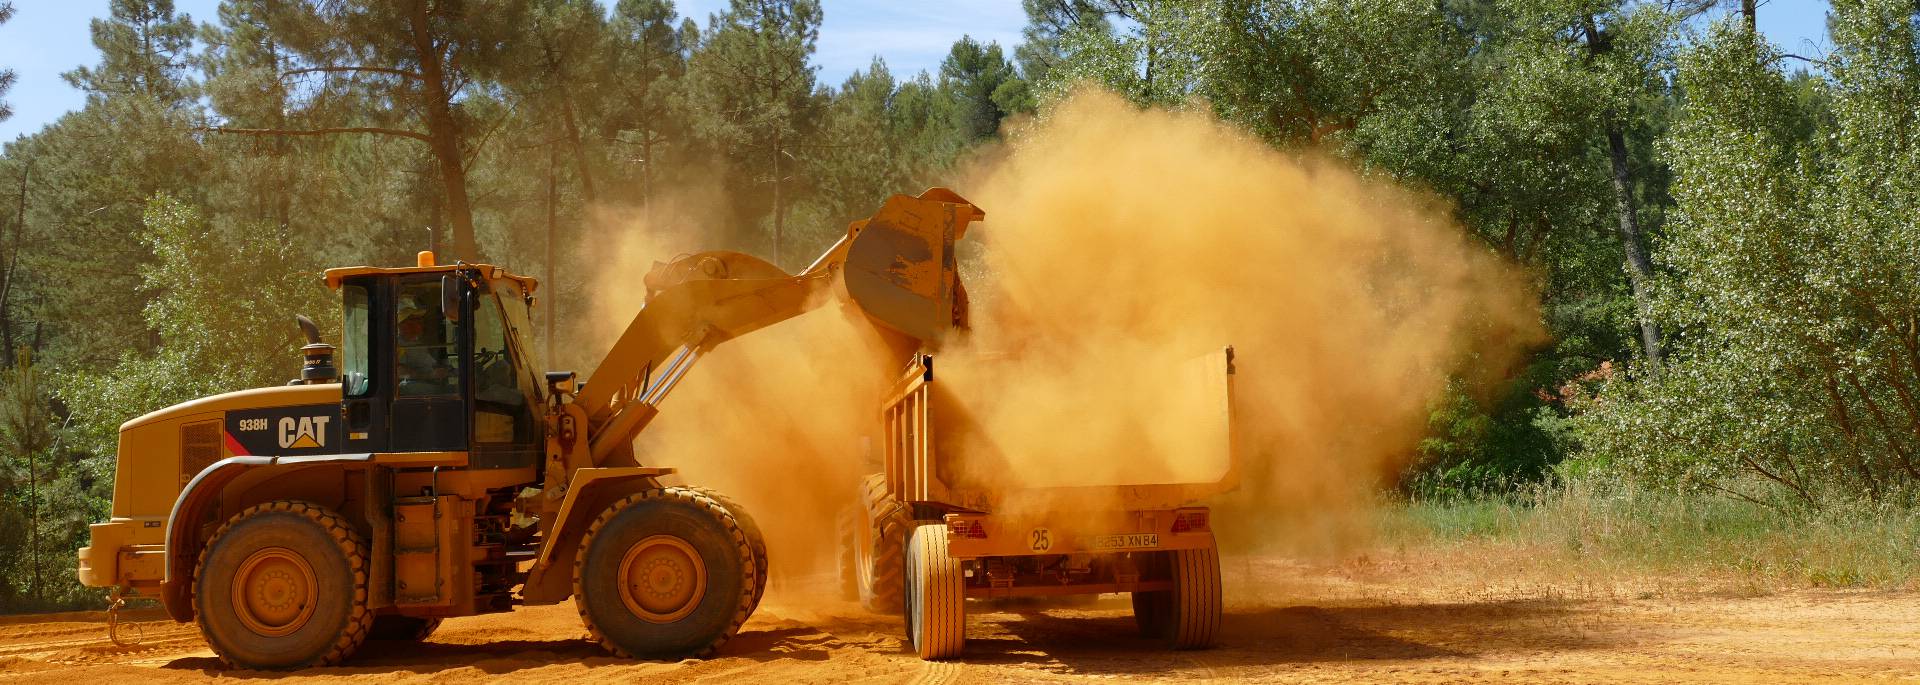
xmin=856 ymin=473 xmax=909 ymax=613
xmin=904 ymin=525 xmax=965 ymax=660
xmin=686 ymin=487 xmax=768 ymax=612
xmin=574 ymin=487 xmax=758 ymax=659
xmin=193 ymin=500 xmax=374 ymax=669
xmin=837 ymin=505 xmax=860 ymax=601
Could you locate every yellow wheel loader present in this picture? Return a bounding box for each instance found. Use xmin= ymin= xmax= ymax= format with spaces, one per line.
xmin=76 ymin=188 xmax=982 ymax=669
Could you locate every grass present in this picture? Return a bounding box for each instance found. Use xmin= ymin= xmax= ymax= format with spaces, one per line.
xmin=1378 ymin=478 xmax=1920 ymax=592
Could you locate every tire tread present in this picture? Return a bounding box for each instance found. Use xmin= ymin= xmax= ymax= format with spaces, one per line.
xmin=859 ymin=473 xmax=909 ymax=613
xmin=907 ymin=525 xmax=965 ymax=659
xmin=192 ymin=499 xmax=374 ymax=669
xmin=1169 ymin=541 xmax=1222 ymax=649
xmin=572 ymin=486 xmax=758 ymax=659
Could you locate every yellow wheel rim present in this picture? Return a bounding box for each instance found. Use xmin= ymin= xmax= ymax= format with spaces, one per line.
xmin=617 ymin=535 xmax=708 ymax=624
xmin=231 ymin=546 xmax=318 ymax=637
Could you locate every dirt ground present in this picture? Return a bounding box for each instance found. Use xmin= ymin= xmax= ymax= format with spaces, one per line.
xmin=3 ymin=556 xmax=1917 ymax=684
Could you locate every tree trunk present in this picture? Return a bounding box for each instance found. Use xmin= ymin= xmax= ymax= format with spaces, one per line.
xmin=1582 ymin=13 xmax=1666 ymax=372
xmin=546 ymin=144 xmax=558 ymax=367
xmin=1607 ymin=127 xmax=1665 ymax=371
xmin=559 ymin=95 xmax=597 ymax=206
xmin=771 ymin=129 xmax=784 ymax=268
xmin=3 ymin=158 xmax=26 ymax=360
xmin=1742 ymin=0 xmax=1756 ymax=30
xmin=406 ymin=0 xmax=478 ymax=261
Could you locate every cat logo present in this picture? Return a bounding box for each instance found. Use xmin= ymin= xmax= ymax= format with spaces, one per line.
xmin=278 ymin=416 xmax=330 ymax=449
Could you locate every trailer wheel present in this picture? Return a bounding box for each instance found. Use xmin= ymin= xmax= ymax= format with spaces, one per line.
xmin=1168 ymin=540 xmax=1222 ymax=649
xmin=904 ymin=525 xmax=965 ymax=660
xmin=367 ymin=615 xmax=442 ymax=641
xmin=1133 ymin=542 xmax=1221 ymax=649
xmin=1131 ymin=588 xmax=1169 ymax=637
xmin=686 ymin=487 xmax=768 ymax=612
xmin=574 ymin=487 xmax=758 ymax=659
xmin=193 ymin=500 xmax=374 ymax=669
xmin=856 ymin=473 xmax=909 ymax=613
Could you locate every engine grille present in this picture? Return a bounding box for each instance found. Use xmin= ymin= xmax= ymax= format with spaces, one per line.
xmin=181 ymin=420 xmax=221 ymax=482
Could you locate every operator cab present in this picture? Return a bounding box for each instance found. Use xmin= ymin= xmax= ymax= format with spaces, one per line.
xmin=323 ymin=253 xmax=545 ymax=468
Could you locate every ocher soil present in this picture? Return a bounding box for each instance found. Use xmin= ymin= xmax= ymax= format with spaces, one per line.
xmin=3 ymin=556 xmax=1916 ymax=683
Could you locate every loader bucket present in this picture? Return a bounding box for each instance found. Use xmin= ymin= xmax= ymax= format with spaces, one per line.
xmin=840 ymin=188 xmax=984 ymax=341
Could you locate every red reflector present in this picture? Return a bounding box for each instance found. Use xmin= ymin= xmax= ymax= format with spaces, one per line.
xmin=947 ymin=519 xmax=987 ymax=539
xmin=1171 ymin=509 xmax=1210 ymax=533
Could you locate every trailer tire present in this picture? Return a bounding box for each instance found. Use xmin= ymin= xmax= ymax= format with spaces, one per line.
xmin=574 ymin=487 xmax=757 ymax=659
xmin=1131 ymin=588 xmax=1169 ymax=638
xmin=193 ymin=500 xmax=374 ymax=669
xmin=367 ymin=615 xmax=442 ymax=642
xmin=904 ymin=525 xmax=965 ymax=660
xmin=686 ymin=487 xmax=768 ymax=612
xmin=857 ymin=473 xmax=909 ymax=613
xmin=1168 ymin=541 xmax=1222 ymax=649
xmin=1132 ymin=543 xmax=1221 ymax=648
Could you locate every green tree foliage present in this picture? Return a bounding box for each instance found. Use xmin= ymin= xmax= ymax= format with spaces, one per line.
xmin=683 ymin=0 xmax=824 ymax=266
xmin=788 ymin=59 xmax=915 ymax=246
xmin=0 ymin=348 xmax=100 ymax=611
xmin=212 ymin=0 xmax=533 ymax=261
xmin=0 ymin=2 xmax=14 ymax=123
xmin=938 ymin=37 xmax=1021 ymax=145
xmin=603 ymin=0 xmax=699 ymax=203
xmin=12 ymin=0 xmax=206 ymax=370
xmin=1578 ymin=6 xmax=1920 ymax=502
xmin=63 ymin=196 xmax=331 ymax=459
xmin=65 ymin=0 xmax=199 ymax=105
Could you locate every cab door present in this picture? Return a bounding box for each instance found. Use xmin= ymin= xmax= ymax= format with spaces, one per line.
xmin=340 ymin=279 xmax=388 ymax=453
xmin=468 ymin=279 xmax=542 ymax=469
xmin=388 ymin=276 xmax=468 ymax=452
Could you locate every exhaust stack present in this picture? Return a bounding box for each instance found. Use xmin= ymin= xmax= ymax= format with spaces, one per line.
xmin=295 ymin=314 xmax=338 ymax=385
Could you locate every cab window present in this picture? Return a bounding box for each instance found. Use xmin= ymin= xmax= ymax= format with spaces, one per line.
xmin=342 ymin=285 xmax=372 ymax=397
xmin=473 ymin=290 xmax=534 ymax=443
xmin=395 ymin=280 xmax=460 ymax=396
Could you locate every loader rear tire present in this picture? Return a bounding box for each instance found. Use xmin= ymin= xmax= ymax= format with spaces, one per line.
xmin=574 ymin=487 xmax=758 ymax=659
xmin=193 ymin=500 xmax=374 ymax=669
xmin=367 ymin=615 xmax=442 ymax=642
xmin=686 ymin=487 xmax=768 ymax=612
xmin=904 ymin=525 xmax=965 ymax=660
xmin=857 ymin=473 xmax=909 ymax=613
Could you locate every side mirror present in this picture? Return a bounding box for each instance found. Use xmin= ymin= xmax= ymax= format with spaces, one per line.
xmin=441 ymin=273 xmax=463 ymax=322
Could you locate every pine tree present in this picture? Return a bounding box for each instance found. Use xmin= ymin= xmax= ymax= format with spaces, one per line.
xmin=683 ymin=0 xmax=824 ymax=266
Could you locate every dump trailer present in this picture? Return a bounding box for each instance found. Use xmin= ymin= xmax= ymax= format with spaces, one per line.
xmin=843 ymin=338 xmax=1241 ymax=659
xmin=76 ymin=188 xmax=982 ymax=669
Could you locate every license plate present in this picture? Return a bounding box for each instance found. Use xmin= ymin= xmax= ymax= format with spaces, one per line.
xmin=1084 ymin=533 xmax=1160 ymax=550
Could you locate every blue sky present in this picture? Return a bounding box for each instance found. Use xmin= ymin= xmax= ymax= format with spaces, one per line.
xmin=0 ymin=0 xmax=1834 ymax=142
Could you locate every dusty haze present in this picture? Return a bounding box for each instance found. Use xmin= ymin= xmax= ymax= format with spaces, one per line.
xmin=575 ymin=88 xmax=1542 ymax=599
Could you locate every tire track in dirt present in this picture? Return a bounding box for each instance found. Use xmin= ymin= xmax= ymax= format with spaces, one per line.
xmin=0 ymin=607 xmax=207 ymax=674
xmin=7 ymin=565 xmax=1920 ymax=682
xmin=910 ymin=659 xmax=966 ymax=685
xmin=1182 ymin=652 xmax=1223 ymax=681
xmin=0 ymin=622 xmax=199 ymax=661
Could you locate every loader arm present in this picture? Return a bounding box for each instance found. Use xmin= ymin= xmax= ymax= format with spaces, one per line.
xmin=573 ymin=188 xmax=984 ymax=466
